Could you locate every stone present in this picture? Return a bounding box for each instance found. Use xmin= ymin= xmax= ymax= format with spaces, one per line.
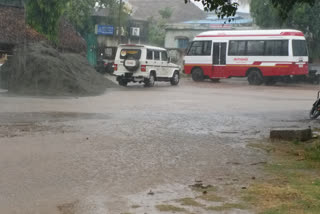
xmin=270 ymin=127 xmax=312 ymax=142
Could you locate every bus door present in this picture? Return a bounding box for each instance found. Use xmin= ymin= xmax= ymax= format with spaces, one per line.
xmin=212 ymin=42 xmax=227 ymax=77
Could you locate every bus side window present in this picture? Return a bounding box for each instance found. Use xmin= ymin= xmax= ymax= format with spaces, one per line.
xmin=229 ymin=41 xmax=246 ymax=56
xmin=247 ymin=41 xmax=265 ymax=56
xmin=265 ymin=40 xmax=289 ymax=56
xmin=203 ymin=41 xmax=212 ymax=56
xmin=187 ymin=41 xmax=212 ymax=56
xmin=293 ymin=40 xmax=308 ymax=56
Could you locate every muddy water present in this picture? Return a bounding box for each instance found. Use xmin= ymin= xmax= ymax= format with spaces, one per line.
xmin=0 ymin=78 xmax=319 ymax=214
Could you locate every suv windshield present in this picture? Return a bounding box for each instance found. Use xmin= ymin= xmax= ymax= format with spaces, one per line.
xmin=120 ymin=49 xmax=141 ymax=60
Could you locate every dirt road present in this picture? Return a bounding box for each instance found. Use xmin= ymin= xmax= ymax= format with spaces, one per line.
xmin=0 ymin=78 xmax=319 ymax=214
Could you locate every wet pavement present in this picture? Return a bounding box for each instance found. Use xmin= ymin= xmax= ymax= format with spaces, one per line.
xmin=0 ymin=77 xmax=319 ymax=214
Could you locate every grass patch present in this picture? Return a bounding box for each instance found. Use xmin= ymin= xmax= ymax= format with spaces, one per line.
xmin=305 ymin=143 xmax=320 ymax=161
xmin=156 ymin=204 xmax=186 ymax=212
xmin=207 ymin=203 xmax=247 ymax=211
xmin=176 ymin=197 xmax=204 ymax=207
xmin=197 ymin=193 xmax=224 ymax=202
xmin=131 ymin=205 xmax=140 ymax=209
xmin=247 ymin=142 xmax=274 ymax=153
xmin=245 ymin=139 xmax=320 ymax=214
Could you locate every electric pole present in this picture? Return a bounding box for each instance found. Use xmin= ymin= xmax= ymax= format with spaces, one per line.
xmin=118 ymin=0 xmax=122 ymax=44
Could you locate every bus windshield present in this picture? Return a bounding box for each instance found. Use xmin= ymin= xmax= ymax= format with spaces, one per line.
xmin=293 ymin=40 xmax=308 ymax=56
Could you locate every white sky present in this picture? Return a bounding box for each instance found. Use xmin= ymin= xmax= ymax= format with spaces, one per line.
xmin=191 ymin=0 xmax=250 ymax=13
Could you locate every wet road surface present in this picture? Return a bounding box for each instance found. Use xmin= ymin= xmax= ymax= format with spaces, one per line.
xmin=0 ymin=78 xmax=319 ymax=214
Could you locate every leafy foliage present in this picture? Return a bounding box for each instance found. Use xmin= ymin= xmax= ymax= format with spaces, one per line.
xmin=270 ymin=0 xmax=315 ymax=18
xmin=65 ymin=0 xmax=129 ymax=36
xmin=26 ymin=0 xmax=67 ymax=42
xmin=148 ymin=7 xmax=173 ymax=47
xmin=185 ymin=0 xmax=314 ymax=19
xmin=251 ymin=0 xmax=320 ymax=59
xmin=185 ymin=0 xmax=238 ymax=18
xmin=25 ymin=0 xmax=129 ymax=42
xmin=159 ymin=7 xmax=173 ymax=19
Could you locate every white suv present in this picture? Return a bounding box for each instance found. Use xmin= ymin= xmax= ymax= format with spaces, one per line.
xmin=113 ymin=44 xmax=181 ymax=87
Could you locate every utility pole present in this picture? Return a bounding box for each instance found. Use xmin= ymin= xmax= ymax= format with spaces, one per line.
xmin=118 ymin=0 xmax=122 ymax=44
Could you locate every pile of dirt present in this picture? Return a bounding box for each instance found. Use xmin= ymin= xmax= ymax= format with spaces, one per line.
xmin=0 ymin=42 xmax=117 ymax=96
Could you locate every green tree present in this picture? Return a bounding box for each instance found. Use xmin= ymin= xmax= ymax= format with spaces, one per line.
xmin=65 ymin=0 xmax=129 ymax=36
xmin=251 ymin=0 xmax=320 ymax=59
xmin=148 ymin=7 xmax=173 ymax=47
xmin=185 ymin=0 xmax=315 ymax=18
xmin=26 ymin=0 xmax=68 ymax=42
xmin=159 ymin=7 xmax=173 ymax=19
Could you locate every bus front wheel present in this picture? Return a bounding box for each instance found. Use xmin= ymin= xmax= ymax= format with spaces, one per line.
xmin=248 ymin=70 xmax=264 ymax=85
xmin=192 ymin=68 xmax=204 ymax=82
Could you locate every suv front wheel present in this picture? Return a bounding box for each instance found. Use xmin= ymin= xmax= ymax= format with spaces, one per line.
xmin=144 ymin=73 xmax=155 ymax=87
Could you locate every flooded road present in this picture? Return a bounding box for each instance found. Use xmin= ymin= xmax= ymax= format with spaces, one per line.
xmin=0 ymin=78 xmax=319 ymax=214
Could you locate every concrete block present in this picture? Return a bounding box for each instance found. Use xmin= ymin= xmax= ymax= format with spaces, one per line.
xmin=270 ymin=127 xmax=312 ymax=142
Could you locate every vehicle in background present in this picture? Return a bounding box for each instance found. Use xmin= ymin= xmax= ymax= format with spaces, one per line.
xmin=310 ymin=91 xmax=320 ymax=119
xmin=95 ymin=47 xmax=117 ymax=74
xmin=96 ymin=58 xmax=114 ymax=74
xmin=113 ymin=44 xmax=181 ymax=87
xmin=0 ymin=52 xmax=7 ymax=67
xmin=184 ymin=29 xmax=309 ymax=85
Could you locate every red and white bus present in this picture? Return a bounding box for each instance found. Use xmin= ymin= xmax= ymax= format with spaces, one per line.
xmin=184 ymin=29 xmax=309 ymax=85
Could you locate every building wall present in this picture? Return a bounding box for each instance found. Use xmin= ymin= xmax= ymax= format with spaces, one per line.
xmin=165 ymin=29 xmax=202 ymax=49
xmin=97 ymin=36 xmax=119 ymax=47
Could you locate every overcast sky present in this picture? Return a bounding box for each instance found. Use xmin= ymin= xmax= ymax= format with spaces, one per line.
xmin=191 ymin=0 xmax=250 ymax=13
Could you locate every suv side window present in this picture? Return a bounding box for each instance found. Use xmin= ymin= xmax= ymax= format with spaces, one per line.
xmin=154 ymin=51 xmax=160 ymax=60
xmin=147 ymin=49 xmax=153 ymax=60
xmin=161 ymin=51 xmax=168 ymax=61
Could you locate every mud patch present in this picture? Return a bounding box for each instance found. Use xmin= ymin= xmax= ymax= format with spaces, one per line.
xmin=57 ymin=200 xmax=79 ymax=214
xmin=0 ymin=112 xmax=111 ymax=123
xmin=126 ymin=183 xmax=252 ymax=214
xmin=0 ymin=122 xmax=73 ymax=138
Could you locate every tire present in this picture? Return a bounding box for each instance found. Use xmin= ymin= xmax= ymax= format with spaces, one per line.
xmin=145 ymin=72 xmax=155 ymax=87
xmin=170 ymin=71 xmax=180 ymax=86
xmin=310 ymin=105 xmax=320 ymax=119
xmin=248 ymin=69 xmax=264 ymax=85
xmin=123 ymin=58 xmax=140 ymax=72
xmin=192 ymin=68 xmax=204 ymax=82
xmin=118 ymin=78 xmax=128 ymax=87
xmin=264 ymin=77 xmax=277 ymax=86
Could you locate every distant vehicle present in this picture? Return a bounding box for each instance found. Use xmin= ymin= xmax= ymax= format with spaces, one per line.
xmin=184 ymin=29 xmax=309 ymax=85
xmin=96 ymin=59 xmax=114 ymax=74
xmin=310 ymin=91 xmax=320 ymax=119
xmin=113 ymin=44 xmax=181 ymax=87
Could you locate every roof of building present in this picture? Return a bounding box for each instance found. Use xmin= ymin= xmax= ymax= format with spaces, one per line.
xmin=127 ymin=0 xmax=206 ymax=23
xmin=183 ymin=12 xmax=253 ymax=25
xmin=196 ymin=29 xmax=305 ymax=37
xmin=0 ymin=5 xmax=44 ymax=45
xmin=0 ymin=5 xmax=86 ymax=53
